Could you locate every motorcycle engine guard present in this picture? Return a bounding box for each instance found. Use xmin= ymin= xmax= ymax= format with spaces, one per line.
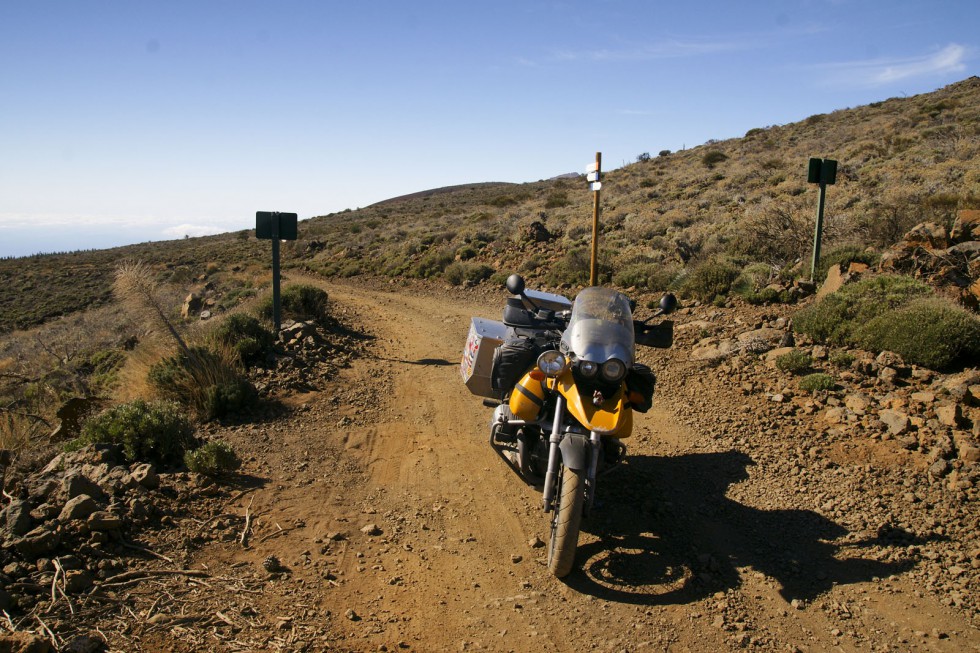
xmin=559 ymin=433 xmax=590 ymax=471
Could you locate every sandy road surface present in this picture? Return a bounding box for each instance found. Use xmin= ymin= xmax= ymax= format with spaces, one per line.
xmin=184 ymin=278 xmax=977 ymax=653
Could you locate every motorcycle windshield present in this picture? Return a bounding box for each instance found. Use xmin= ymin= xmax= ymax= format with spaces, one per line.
xmin=561 ymin=287 xmax=635 ymax=366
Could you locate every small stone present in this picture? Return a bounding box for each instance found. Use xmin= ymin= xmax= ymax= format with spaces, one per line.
xmin=935 ymin=404 xmax=963 ymax=428
xmin=59 ymin=494 xmax=98 ymax=522
xmin=63 ymin=473 xmax=106 ymax=501
xmin=345 ymin=608 xmax=360 ymax=621
xmin=511 ymin=554 xmax=523 ymax=564
xmin=879 ymin=409 xmax=910 ymax=435
xmin=64 ymin=570 xmax=95 ymax=594
xmin=129 ymin=463 xmax=160 ymax=489
xmin=14 ymin=526 xmax=60 ymax=558
xmin=4 ymin=500 xmax=33 ymax=536
xmin=360 ymin=524 xmax=382 ymax=536
xmin=878 ymin=367 xmax=899 ymax=384
xmin=928 ymin=459 xmax=950 ymax=477
xmin=64 ymin=634 xmax=107 ymax=653
xmin=528 ymin=536 xmax=545 ymax=549
xmin=87 ymin=511 xmax=124 ymax=531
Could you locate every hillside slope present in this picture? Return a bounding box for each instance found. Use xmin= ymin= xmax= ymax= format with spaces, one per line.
xmin=0 ymin=76 xmax=977 ymax=335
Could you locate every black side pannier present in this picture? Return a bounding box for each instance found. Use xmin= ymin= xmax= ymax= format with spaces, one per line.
xmin=626 ymin=363 xmax=656 ymax=413
xmin=491 ymin=338 xmax=539 ymax=391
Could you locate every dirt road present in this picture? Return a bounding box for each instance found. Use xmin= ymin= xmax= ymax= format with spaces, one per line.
xmin=150 ymin=279 xmax=978 ymax=651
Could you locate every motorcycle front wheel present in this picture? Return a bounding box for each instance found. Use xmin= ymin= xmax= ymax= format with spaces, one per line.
xmin=547 ymin=464 xmax=585 ymax=578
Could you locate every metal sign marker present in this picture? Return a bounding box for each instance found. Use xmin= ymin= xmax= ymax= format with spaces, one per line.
xmin=255 ymin=211 xmax=298 ymax=330
xmin=806 ymin=159 xmax=837 ymax=282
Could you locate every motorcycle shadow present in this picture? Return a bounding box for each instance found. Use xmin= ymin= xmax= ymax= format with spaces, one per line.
xmin=565 ymin=450 xmax=939 ymax=606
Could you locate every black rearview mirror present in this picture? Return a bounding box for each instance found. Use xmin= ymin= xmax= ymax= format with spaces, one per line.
xmin=506 ymin=274 xmax=525 ymax=296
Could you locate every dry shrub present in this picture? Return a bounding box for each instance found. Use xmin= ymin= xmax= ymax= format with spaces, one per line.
xmin=729 ymin=197 xmax=819 ymax=265
xmin=112 ymin=261 xmax=255 ymax=420
xmin=0 ymin=412 xmax=43 ymax=453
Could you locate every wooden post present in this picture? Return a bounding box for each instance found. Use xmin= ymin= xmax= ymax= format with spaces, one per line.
xmin=589 ymin=151 xmax=602 ymax=286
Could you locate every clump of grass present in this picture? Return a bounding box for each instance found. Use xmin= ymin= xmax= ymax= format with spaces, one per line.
xmin=829 ymin=351 xmax=856 ymax=367
xmin=444 ymin=262 xmax=494 ymax=286
xmin=147 ymin=347 xmax=256 ymax=420
xmin=210 ymin=313 xmax=274 ymax=367
xmin=259 ymin=284 xmax=329 ymax=322
xmin=793 ymin=274 xmax=932 ymax=345
xmin=0 ymin=413 xmax=39 ymax=454
xmin=799 ymin=373 xmax=835 ymax=392
xmin=702 ymin=151 xmax=728 ymax=168
xmin=681 ymin=258 xmax=740 ymax=302
xmin=775 ymin=350 xmax=812 ymax=374
xmin=852 ymin=297 xmax=980 ymax=370
xmin=184 ymin=440 xmax=240 ymax=476
xmin=114 ymin=261 xmax=190 ymax=353
xmin=544 ymin=191 xmax=570 ymax=208
xmin=71 ymin=399 xmax=195 ymax=465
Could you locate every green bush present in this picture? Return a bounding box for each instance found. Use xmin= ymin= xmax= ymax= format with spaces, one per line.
xmin=702 ymin=151 xmax=728 ymax=168
xmin=793 ymin=275 xmax=932 ymax=345
xmin=211 ymin=313 xmax=274 ymax=367
xmin=259 ymin=284 xmax=329 ymax=322
xmin=444 ymin=262 xmax=494 ymax=286
xmin=455 ymin=244 xmax=478 ymax=261
xmin=799 ymin=373 xmax=836 ymax=392
xmin=829 ymin=351 xmax=856 ymax=367
xmin=73 ymin=400 xmax=195 ymax=464
xmin=184 ymin=440 xmax=240 ymax=476
xmin=613 ymin=263 xmax=659 ymax=289
xmin=681 ymin=258 xmax=741 ymax=302
xmin=148 ymin=347 xmax=256 ymax=420
xmin=852 ymin=297 xmax=980 ymax=370
xmin=732 ymin=263 xmax=773 ymax=295
xmin=411 ymin=247 xmax=455 ymax=278
xmin=775 ymin=350 xmax=812 ymax=374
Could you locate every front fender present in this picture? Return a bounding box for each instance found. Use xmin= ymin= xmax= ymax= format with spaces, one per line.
xmin=555 ymin=369 xmax=633 ymax=437
xmin=559 ymin=433 xmax=590 ymax=471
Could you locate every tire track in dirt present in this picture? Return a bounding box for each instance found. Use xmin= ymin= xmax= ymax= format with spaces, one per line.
xmin=325 ymin=284 xmax=580 ymax=650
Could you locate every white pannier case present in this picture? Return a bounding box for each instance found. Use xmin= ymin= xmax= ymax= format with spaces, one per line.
xmin=460 ymin=317 xmax=508 ymax=398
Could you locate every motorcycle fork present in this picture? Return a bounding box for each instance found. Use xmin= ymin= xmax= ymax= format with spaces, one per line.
xmin=585 ymin=430 xmax=601 ymax=514
xmin=541 ymin=394 xmax=565 ymax=512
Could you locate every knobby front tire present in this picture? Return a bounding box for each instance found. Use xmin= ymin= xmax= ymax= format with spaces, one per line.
xmin=547 ymin=465 xmax=585 ymax=578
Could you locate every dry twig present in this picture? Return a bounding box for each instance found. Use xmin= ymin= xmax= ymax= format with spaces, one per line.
xmin=101 ymin=569 xmax=210 ymax=588
xmin=258 ymin=524 xmax=297 ymax=544
xmin=240 ymin=495 xmax=255 ymax=548
xmin=34 ymin=615 xmax=60 ymax=649
xmin=119 ymin=539 xmax=175 ymax=564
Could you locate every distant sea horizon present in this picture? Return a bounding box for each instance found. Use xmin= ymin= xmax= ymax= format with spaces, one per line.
xmin=0 ymin=222 xmax=244 ymax=259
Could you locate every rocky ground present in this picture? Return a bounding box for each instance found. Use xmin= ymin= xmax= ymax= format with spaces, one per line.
xmin=1 ymin=275 xmax=978 ymax=652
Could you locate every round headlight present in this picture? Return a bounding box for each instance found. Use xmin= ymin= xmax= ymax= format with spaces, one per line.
xmin=578 ymin=360 xmax=599 ymax=378
xmin=537 ymin=350 xmax=568 ymax=377
xmin=600 ymin=359 xmax=627 ymax=383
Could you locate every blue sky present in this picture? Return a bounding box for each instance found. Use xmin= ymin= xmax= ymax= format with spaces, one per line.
xmin=0 ymin=0 xmax=975 ymax=257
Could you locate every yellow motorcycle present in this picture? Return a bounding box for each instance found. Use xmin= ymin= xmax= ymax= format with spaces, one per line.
xmin=461 ymin=275 xmax=675 ymax=577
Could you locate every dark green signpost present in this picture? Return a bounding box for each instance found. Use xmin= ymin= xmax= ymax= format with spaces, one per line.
xmin=807 ymin=158 xmax=837 ymax=282
xmin=255 ymin=211 xmax=298 ymax=330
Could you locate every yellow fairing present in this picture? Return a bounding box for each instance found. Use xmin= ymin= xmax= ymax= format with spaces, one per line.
xmin=509 ymin=371 xmax=549 ymax=421
xmin=556 ymin=369 xmax=633 ymax=437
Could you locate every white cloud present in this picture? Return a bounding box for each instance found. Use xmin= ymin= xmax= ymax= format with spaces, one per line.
xmin=0 ymin=213 xmax=151 ymax=229
xmin=161 ymin=224 xmax=231 ymax=238
xmin=817 ymin=43 xmax=969 ymax=87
